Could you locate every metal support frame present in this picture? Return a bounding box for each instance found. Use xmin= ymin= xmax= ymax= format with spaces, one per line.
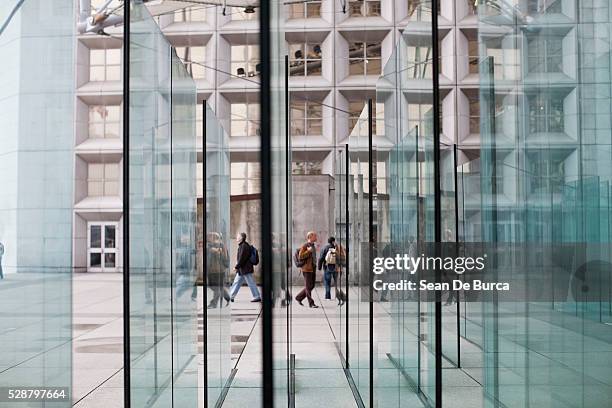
xmin=367 ymin=98 xmax=374 ymax=408
xmin=122 ymin=2 xmax=131 ymax=406
xmin=203 ymin=102 xmax=208 ymax=408
xmin=259 ymin=0 xmax=274 ymax=405
xmin=345 ymin=143 xmax=350 ymax=368
xmin=431 ymin=0 xmax=443 ymax=406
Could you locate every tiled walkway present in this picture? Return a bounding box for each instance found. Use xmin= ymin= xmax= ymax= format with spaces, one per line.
xmin=72 ymin=273 xmax=124 ymax=408
xmin=222 ymin=285 xmax=359 ymax=408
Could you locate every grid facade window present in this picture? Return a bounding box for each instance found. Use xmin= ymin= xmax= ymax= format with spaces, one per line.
xmin=528 ymin=94 xmax=564 ymax=134
xmin=527 ymin=35 xmax=563 ymax=74
xmin=407 ymin=0 xmax=434 ymax=21
xmin=469 ymin=97 xmax=479 ymax=134
xmin=289 ymin=43 xmax=322 ymax=76
xmin=288 ymin=1 xmax=321 ymax=18
xmin=349 ymin=0 xmax=381 ymax=17
xmin=407 ymin=102 xmax=443 ymax=134
xmin=231 ymin=45 xmax=260 ymax=77
xmin=348 ymin=101 xmax=384 ymax=135
xmin=196 ymin=103 xmax=203 ymax=139
xmin=290 ymin=100 xmax=323 ymax=136
xmin=406 ymin=45 xmax=432 ymax=79
xmin=351 ymin=161 xmax=387 ymax=194
xmin=292 ymin=161 xmax=322 ymax=175
xmin=487 ymin=46 xmax=520 ymax=80
xmin=88 ymin=163 xmax=119 ymax=197
xmin=527 ymin=0 xmax=562 ymax=14
xmin=348 ymin=42 xmax=382 ymax=76
xmin=231 ymin=162 xmax=260 ymax=195
xmin=231 ymin=103 xmax=260 ymax=137
xmin=89 ymin=105 xmax=120 ymax=139
xmin=176 ymin=46 xmax=207 ymax=79
xmin=89 ymin=48 xmax=121 ymax=81
xmin=528 ymin=154 xmax=565 ymax=194
xmin=173 ymin=7 xmax=206 ymax=22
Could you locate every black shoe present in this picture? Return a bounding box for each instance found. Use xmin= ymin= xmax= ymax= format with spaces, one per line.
xmin=309 ymin=304 xmax=319 ymax=308
xmin=230 ymin=298 xmax=235 ymax=303
xmin=225 ymin=300 xmax=230 ymax=307
xmin=251 ymin=298 xmax=262 ymax=303
xmin=207 ymin=303 xmax=217 ymax=309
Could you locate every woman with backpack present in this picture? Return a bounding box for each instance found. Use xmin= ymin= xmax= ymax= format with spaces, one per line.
xmin=229 ymin=232 xmax=261 ymax=303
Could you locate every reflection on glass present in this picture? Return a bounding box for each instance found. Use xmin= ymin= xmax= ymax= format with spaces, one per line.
xmin=91 ymin=225 xmax=102 ymax=247
xmin=105 ymin=225 xmax=116 ymax=248
xmin=104 ymin=253 xmax=116 ymax=268
xmin=129 ymin=3 xmax=197 ymax=406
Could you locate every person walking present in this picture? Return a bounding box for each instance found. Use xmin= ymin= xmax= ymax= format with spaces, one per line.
xmin=207 ymin=232 xmax=231 ymax=308
xmin=318 ymin=236 xmax=339 ymax=301
xmin=334 ymin=243 xmax=347 ymax=306
xmin=295 ymin=231 xmax=319 ymax=308
xmin=229 ymin=232 xmax=261 ymax=303
xmin=0 ymin=241 xmax=4 ymax=280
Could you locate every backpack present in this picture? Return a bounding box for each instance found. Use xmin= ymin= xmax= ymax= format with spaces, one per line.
xmin=249 ymin=245 xmax=259 ymax=266
xmin=294 ymin=248 xmax=306 ymax=268
xmin=325 ymin=247 xmax=337 ymax=265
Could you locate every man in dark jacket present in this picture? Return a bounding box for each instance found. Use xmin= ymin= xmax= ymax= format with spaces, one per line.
xmin=318 ymin=236 xmax=338 ymax=300
xmin=229 ymin=232 xmax=261 ymax=302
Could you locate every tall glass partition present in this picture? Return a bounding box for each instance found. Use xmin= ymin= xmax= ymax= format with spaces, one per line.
xmin=0 ymin=1 xmax=74 ymax=406
xmin=270 ymin=0 xmax=291 ymax=405
xmin=477 ymin=1 xmax=612 ymax=407
xmin=128 ymin=2 xmax=198 ymax=406
xmin=373 ymin=11 xmax=440 ymax=405
xmin=346 ymin=103 xmax=372 ymax=406
xmin=170 ymin=50 xmax=198 ymax=407
xmin=204 ymin=103 xmax=232 ymax=407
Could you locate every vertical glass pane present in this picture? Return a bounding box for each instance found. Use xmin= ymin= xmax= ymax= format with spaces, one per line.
xmin=129 ymin=3 xmax=198 ymax=406
xmin=271 ymin=0 xmax=291 ymax=405
xmin=204 ymin=104 xmax=232 ymax=406
xmin=477 ymin=2 xmax=612 ymax=407
xmin=0 ymin=2 xmax=75 ymax=404
xmin=171 ymin=49 xmax=198 ymax=407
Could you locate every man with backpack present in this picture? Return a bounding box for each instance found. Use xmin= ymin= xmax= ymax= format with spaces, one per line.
xmin=295 ymin=231 xmax=319 ymax=308
xmin=318 ymin=237 xmax=339 ymax=301
xmin=229 ymin=232 xmax=261 ymax=303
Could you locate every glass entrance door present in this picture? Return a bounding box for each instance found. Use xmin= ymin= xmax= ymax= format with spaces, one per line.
xmin=87 ymin=222 xmax=118 ymax=272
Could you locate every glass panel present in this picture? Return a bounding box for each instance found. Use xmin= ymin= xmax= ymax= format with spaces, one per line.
xmin=0 ymin=1 xmax=74 ymax=401
xmin=90 ymin=253 xmax=102 ymax=268
xmin=91 ymin=225 xmax=102 ymax=248
xmin=105 ymin=225 xmax=116 ymax=248
xmin=128 ymin=3 xmax=197 ymax=406
xmin=373 ymin=12 xmax=439 ymax=407
xmin=204 ymin=103 xmax=232 ymax=406
xmin=271 ymin=0 xmax=291 ymax=405
xmin=104 ymin=253 xmax=116 ymax=268
xmin=477 ymin=2 xmax=612 ymax=407
xmin=170 ymin=48 xmax=198 ymax=407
